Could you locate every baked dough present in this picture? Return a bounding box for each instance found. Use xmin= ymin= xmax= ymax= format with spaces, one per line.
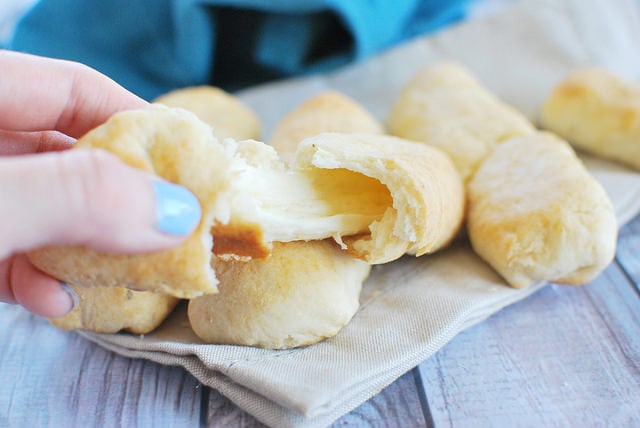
xmin=28 ymin=105 xmax=234 ymax=298
xmin=540 ymin=67 xmax=640 ymax=171
xmin=387 ymin=62 xmax=534 ymax=182
xmin=209 ymin=131 xmax=464 ymax=264
xmin=50 ymin=285 xmax=179 ymax=334
xmin=188 ymin=240 xmax=370 ymax=349
xmin=155 ymin=85 xmax=261 ymax=141
xmin=269 ymin=90 xmax=383 ymax=163
xmin=293 ymin=132 xmax=465 ymax=263
xmin=467 ymin=132 xmax=617 ymax=289
xmin=28 ymin=105 xmax=463 ymax=297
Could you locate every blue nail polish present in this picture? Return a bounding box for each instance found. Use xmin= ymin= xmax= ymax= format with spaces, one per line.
xmin=153 ymin=181 xmax=201 ymax=236
xmin=59 ymin=282 xmax=80 ymax=311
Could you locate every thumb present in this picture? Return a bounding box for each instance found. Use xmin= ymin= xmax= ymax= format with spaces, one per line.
xmin=0 ymin=149 xmax=201 ymax=259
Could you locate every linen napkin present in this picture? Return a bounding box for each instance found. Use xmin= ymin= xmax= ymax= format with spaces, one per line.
xmin=79 ymin=0 xmax=640 ymax=426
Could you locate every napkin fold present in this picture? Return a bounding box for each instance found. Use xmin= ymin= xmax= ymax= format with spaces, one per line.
xmin=79 ymin=0 xmax=640 ymax=426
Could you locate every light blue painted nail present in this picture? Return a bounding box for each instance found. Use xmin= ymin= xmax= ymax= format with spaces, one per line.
xmin=152 ymin=181 xmax=201 ymax=236
xmin=59 ymin=282 xmax=79 ymax=311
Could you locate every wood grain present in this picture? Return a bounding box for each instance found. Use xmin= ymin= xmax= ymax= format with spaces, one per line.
xmin=616 ymin=213 xmax=640 ymax=292
xmin=0 ymin=304 xmax=203 ymax=427
xmin=331 ymin=370 xmax=427 ymax=427
xmin=416 ymin=261 xmax=640 ymax=427
xmin=206 ymin=388 xmax=267 ymax=428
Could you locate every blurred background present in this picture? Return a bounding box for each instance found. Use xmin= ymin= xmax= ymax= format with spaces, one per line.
xmin=1 ymin=0 xmax=518 ymax=100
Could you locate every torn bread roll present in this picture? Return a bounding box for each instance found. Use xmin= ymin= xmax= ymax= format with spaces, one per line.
xmin=154 ymin=85 xmax=261 ymax=141
xmin=388 ymin=62 xmax=534 ymax=182
xmin=540 ymin=67 xmax=640 ymax=171
xmin=189 ymin=240 xmax=370 ymax=349
xmin=269 ymin=91 xmax=383 ymax=164
xmin=28 ymin=105 xmax=234 ymax=298
xmin=467 ymin=132 xmax=617 ymax=289
xmin=291 ymin=133 xmax=464 ymax=263
xmin=50 ymin=285 xmax=179 ymax=334
xmin=29 ymin=105 xmax=463 ymax=297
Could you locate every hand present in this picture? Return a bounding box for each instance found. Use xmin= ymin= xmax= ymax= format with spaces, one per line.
xmin=0 ymin=51 xmax=201 ymax=318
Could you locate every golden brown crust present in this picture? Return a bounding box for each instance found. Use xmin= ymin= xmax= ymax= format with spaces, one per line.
xmin=540 ymin=67 xmax=640 ymax=170
xmin=388 ymin=62 xmax=534 ymax=182
xmin=467 ymin=132 xmax=617 ymax=288
xmin=188 ymin=240 xmax=370 ymax=349
xmin=154 ymin=85 xmax=261 ymax=141
xmin=50 ymin=285 xmax=179 ymax=334
xmin=210 ymin=221 xmax=271 ymax=260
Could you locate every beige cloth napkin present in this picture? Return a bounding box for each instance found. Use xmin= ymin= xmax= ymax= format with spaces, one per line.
xmin=79 ymin=0 xmax=640 ymax=426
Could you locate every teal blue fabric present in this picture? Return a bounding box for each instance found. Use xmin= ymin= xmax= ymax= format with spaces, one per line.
xmin=10 ymin=0 xmax=476 ymax=100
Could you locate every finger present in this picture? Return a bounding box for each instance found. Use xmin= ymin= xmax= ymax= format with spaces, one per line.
xmin=0 ymin=130 xmax=75 ymax=155
xmin=0 ymin=149 xmax=201 ymax=260
xmin=9 ymin=255 xmax=75 ymax=318
xmin=0 ymin=258 xmax=17 ymax=304
xmin=0 ymin=50 xmax=147 ymax=138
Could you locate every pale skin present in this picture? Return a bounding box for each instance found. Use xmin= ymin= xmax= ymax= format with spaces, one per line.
xmin=0 ymin=50 xmax=197 ymax=318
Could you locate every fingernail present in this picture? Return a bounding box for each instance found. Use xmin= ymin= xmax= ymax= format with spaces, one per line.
xmin=59 ymin=282 xmax=80 ymax=312
xmin=152 ymin=181 xmax=201 ymax=236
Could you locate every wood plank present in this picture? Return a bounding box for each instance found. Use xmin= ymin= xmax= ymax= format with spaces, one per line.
xmin=616 ymin=213 xmax=640 ymax=291
xmin=204 ymin=369 xmax=427 ymax=427
xmin=205 ymin=388 xmax=266 ymax=428
xmin=0 ymin=304 xmax=202 ymax=427
xmin=332 ymin=370 xmax=427 ymax=427
xmin=416 ymin=261 xmax=640 ymax=427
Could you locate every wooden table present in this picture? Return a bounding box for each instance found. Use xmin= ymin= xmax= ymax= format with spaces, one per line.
xmin=1 ymin=213 xmax=639 ymax=427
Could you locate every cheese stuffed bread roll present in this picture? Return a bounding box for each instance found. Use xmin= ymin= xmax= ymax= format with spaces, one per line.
xmin=28 ymin=106 xmax=234 ymax=299
xmin=28 ymin=105 xmax=463 ymax=297
xmin=388 ymin=62 xmax=534 ymax=182
xmin=269 ymin=90 xmax=383 ymax=164
xmin=540 ymin=67 xmax=640 ymax=171
xmin=467 ymin=132 xmax=617 ymax=289
xmin=292 ymin=133 xmax=464 ymax=264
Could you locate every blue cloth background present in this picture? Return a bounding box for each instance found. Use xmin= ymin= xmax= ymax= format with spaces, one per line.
xmin=10 ymin=0 xmax=476 ymax=100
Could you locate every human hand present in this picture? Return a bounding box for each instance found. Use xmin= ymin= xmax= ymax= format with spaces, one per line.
xmin=0 ymin=51 xmax=201 ymax=318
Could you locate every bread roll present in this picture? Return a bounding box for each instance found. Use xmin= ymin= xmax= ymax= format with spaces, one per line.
xmin=293 ymin=132 xmax=465 ymax=263
xmin=155 ymin=85 xmax=261 ymax=141
xmin=467 ymin=132 xmax=617 ymax=288
xmin=50 ymin=286 xmax=179 ymax=334
xmin=540 ymin=67 xmax=640 ymax=170
xmin=388 ymin=62 xmax=534 ymax=182
xmin=188 ymin=240 xmax=370 ymax=349
xmin=269 ymin=91 xmax=383 ymax=164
